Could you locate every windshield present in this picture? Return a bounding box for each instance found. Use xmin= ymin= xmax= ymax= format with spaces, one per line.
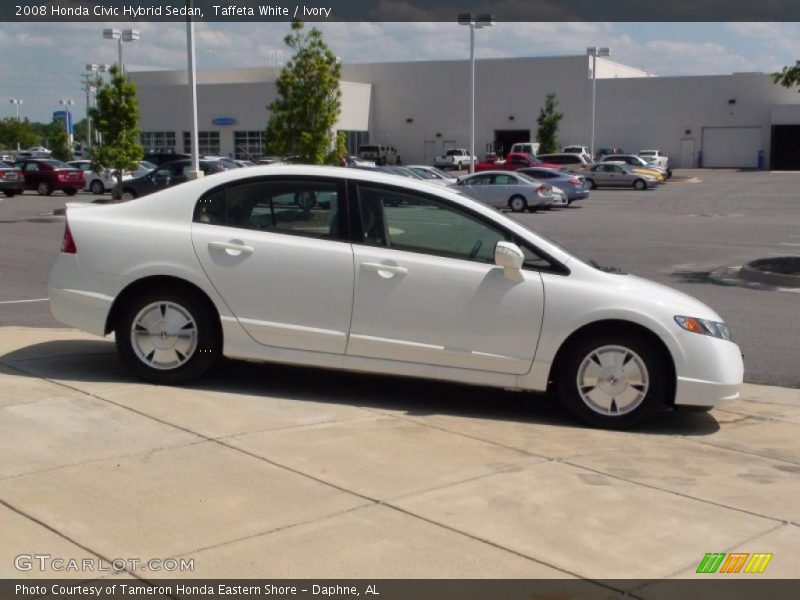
xmin=43 ymin=160 xmax=69 ymax=168
xmin=409 ymin=168 xmax=436 ymax=179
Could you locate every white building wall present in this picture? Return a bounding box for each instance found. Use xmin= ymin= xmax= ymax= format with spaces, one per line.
xmin=131 ymin=56 xmax=800 ymax=168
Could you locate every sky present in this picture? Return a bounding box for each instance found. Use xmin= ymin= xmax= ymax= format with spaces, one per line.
xmin=1 ymin=21 xmax=800 ymax=123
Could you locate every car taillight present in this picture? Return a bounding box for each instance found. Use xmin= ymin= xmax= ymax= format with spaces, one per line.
xmin=57 ymin=172 xmax=69 ymax=180
xmin=61 ymin=221 xmax=77 ymax=254
xmin=537 ymin=184 xmax=549 ymax=193
xmin=569 ymin=177 xmax=580 ymax=185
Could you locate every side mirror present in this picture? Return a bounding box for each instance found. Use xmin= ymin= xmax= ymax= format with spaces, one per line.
xmin=494 ymin=241 xmax=524 ymax=271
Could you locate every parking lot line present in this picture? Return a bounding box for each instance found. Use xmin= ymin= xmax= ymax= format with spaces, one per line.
xmin=0 ymin=299 xmax=49 ymax=305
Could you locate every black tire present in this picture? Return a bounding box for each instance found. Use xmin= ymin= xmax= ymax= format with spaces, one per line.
xmin=115 ymin=287 xmax=221 ymax=384
xmin=121 ymin=188 xmax=137 ymax=201
xmin=89 ymin=180 xmax=105 ymax=195
xmin=2 ymin=190 xmax=15 ymax=197
xmin=676 ymin=405 xmax=714 ymax=413
xmin=508 ymin=195 xmax=528 ymax=213
xmin=64 ymin=188 xmax=78 ymax=196
xmin=633 ymin=178 xmax=647 ymax=191
xmin=555 ymin=330 xmax=668 ymax=429
xmin=37 ymin=182 xmax=52 ymax=196
xmin=587 ymin=179 xmax=597 ymax=190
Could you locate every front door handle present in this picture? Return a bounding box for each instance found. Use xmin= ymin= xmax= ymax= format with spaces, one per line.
xmin=208 ymin=241 xmax=254 ymax=256
xmin=362 ymin=262 xmax=408 ymax=277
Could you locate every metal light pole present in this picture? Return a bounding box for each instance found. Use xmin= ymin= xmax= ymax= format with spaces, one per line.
xmin=103 ymin=28 xmax=139 ymax=75
xmin=84 ymin=64 xmax=109 ymax=149
xmin=458 ymin=13 xmax=493 ymax=174
xmin=185 ymin=3 xmax=202 ymax=179
xmin=59 ymin=98 xmax=75 ymax=148
xmin=9 ymin=99 xmax=23 ymax=150
xmin=587 ymin=46 xmax=609 ymax=160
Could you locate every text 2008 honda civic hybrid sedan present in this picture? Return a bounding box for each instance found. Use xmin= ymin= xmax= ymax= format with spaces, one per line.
xmin=49 ymin=166 xmax=743 ymax=428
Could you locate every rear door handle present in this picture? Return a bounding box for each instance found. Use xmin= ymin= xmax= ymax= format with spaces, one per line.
xmin=362 ymin=262 xmax=408 ymax=277
xmin=208 ymin=241 xmax=254 ymax=256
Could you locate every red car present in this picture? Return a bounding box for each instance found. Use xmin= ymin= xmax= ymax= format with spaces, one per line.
xmin=0 ymin=161 xmax=25 ymax=197
xmin=475 ymin=152 xmax=560 ymax=172
xmin=16 ymin=159 xmax=85 ymax=196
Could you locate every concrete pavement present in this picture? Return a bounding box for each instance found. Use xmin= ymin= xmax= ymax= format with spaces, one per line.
xmin=1 ymin=326 xmax=798 ymax=588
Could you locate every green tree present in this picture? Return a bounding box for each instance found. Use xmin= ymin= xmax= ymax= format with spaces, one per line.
xmin=48 ymin=118 xmax=73 ymax=162
xmin=88 ymin=64 xmax=143 ymax=182
xmin=265 ymin=21 xmax=345 ymax=165
xmin=73 ymin=118 xmax=88 ymax=146
xmin=0 ymin=118 xmax=40 ymax=150
xmin=773 ymin=62 xmax=800 ymax=90
xmin=536 ymin=93 xmax=563 ymax=155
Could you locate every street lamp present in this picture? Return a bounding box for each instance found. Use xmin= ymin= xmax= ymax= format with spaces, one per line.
xmin=59 ymin=98 xmax=75 ymax=146
xmin=458 ymin=13 xmax=493 ymax=173
xmin=85 ymin=64 xmax=110 ymax=148
xmin=9 ymin=98 xmax=23 ymax=150
xmin=587 ymin=46 xmax=610 ymax=160
xmin=103 ymin=28 xmax=140 ymax=75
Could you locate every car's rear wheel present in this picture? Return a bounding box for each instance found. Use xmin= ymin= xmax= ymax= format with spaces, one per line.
xmin=115 ymin=289 xmax=220 ymax=384
xmin=37 ymin=182 xmax=51 ymax=196
xmin=121 ymin=189 xmax=136 ymax=201
xmin=555 ymin=331 xmax=667 ymax=428
xmin=587 ymin=179 xmax=597 ymax=190
xmin=633 ymin=179 xmax=647 ymax=190
xmin=508 ymin=195 xmax=528 ymax=213
xmin=90 ymin=180 xmax=105 ymax=194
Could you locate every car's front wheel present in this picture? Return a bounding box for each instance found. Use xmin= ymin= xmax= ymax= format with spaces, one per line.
xmin=555 ymin=330 xmax=667 ymax=428
xmin=633 ymin=179 xmax=647 ymax=190
xmin=115 ymin=288 xmax=220 ymax=384
xmin=37 ymin=182 xmax=52 ymax=196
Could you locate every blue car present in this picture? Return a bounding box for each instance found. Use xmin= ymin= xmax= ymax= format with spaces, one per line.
xmin=518 ymin=167 xmax=590 ymax=204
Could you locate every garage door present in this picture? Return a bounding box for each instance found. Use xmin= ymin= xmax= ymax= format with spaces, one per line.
xmin=701 ymin=127 xmax=762 ymax=168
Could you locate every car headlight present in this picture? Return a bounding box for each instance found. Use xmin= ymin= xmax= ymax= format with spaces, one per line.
xmin=674 ymin=316 xmax=731 ymax=341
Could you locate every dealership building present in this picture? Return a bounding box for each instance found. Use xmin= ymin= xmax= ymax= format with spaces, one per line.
xmin=130 ymin=54 xmax=800 ymax=169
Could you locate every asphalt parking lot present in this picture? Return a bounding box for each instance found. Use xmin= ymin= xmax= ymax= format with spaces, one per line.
xmin=0 ymin=169 xmax=797 ymax=387
xmin=0 ymin=169 xmax=799 ymax=587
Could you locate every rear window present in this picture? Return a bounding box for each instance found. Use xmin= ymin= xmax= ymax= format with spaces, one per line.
xmin=359 ymin=145 xmax=379 ymax=153
xmin=43 ymin=160 xmax=69 ymax=168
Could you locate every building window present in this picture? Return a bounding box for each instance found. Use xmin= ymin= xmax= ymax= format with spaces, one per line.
xmin=233 ymin=131 xmax=265 ymax=160
xmin=141 ymin=131 xmax=176 ymax=152
xmin=183 ymin=131 xmax=221 ymax=156
xmin=339 ymin=130 xmax=369 ymax=156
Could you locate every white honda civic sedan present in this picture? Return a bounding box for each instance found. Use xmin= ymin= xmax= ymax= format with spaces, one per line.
xmin=49 ymin=166 xmax=743 ymax=428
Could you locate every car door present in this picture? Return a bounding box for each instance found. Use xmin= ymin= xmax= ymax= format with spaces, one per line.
xmin=458 ymin=173 xmax=493 ymax=202
xmin=22 ymin=162 xmax=40 ymax=190
xmin=489 ymin=173 xmax=519 ymax=208
xmin=191 ymin=176 xmax=355 ymax=354
xmin=347 ymin=182 xmax=544 ymax=375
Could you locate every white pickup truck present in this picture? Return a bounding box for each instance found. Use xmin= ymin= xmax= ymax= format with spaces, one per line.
xmin=639 ymin=149 xmax=670 ymax=168
xmin=433 ymin=148 xmax=477 ymax=170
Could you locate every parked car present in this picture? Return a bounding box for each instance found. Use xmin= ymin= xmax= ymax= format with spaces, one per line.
xmin=16 ymin=159 xmax=85 ymax=196
xmin=433 ymin=148 xmax=475 ymax=170
xmin=509 ymin=142 xmax=540 ymax=156
xmin=594 ymin=147 xmax=624 ymax=162
xmin=341 ymin=155 xmax=376 ymax=167
xmin=562 ymin=145 xmax=592 ymax=162
xmin=49 ymin=165 xmax=743 ymax=429
xmin=456 ymin=170 xmax=553 ymax=212
xmin=142 ymin=152 xmax=192 ymax=166
xmin=358 ymin=144 xmax=401 ymax=166
xmin=111 ymin=159 xmax=226 ymax=200
xmin=639 ymin=150 xmax=672 ymax=177
xmin=535 ymin=153 xmax=589 ymax=173
xmin=129 ymin=161 xmax=158 ymax=179
xmin=0 ymin=161 xmax=24 ymax=197
xmin=581 ymin=163 xmax=658 ymax=190
xmin=67 ymin=160 xmax=130 ymax=195
xmin=517 ymin=167 xmax=590 ymax=204
xmin=406 ymin=165 xmax=459 ymax=184
xmin=601 ymin=155 xmax=666 ymax=182
xmin=547 ymin=185 xmax=569 ymax=208
xmin=475 ymin=152 xmax=561 ymax=172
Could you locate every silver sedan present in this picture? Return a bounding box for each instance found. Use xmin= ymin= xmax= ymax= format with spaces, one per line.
xmin=455 ymin=170 xmax=553 ymax=212
xmin=581 ymin=163 xmax=659 ymax=190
